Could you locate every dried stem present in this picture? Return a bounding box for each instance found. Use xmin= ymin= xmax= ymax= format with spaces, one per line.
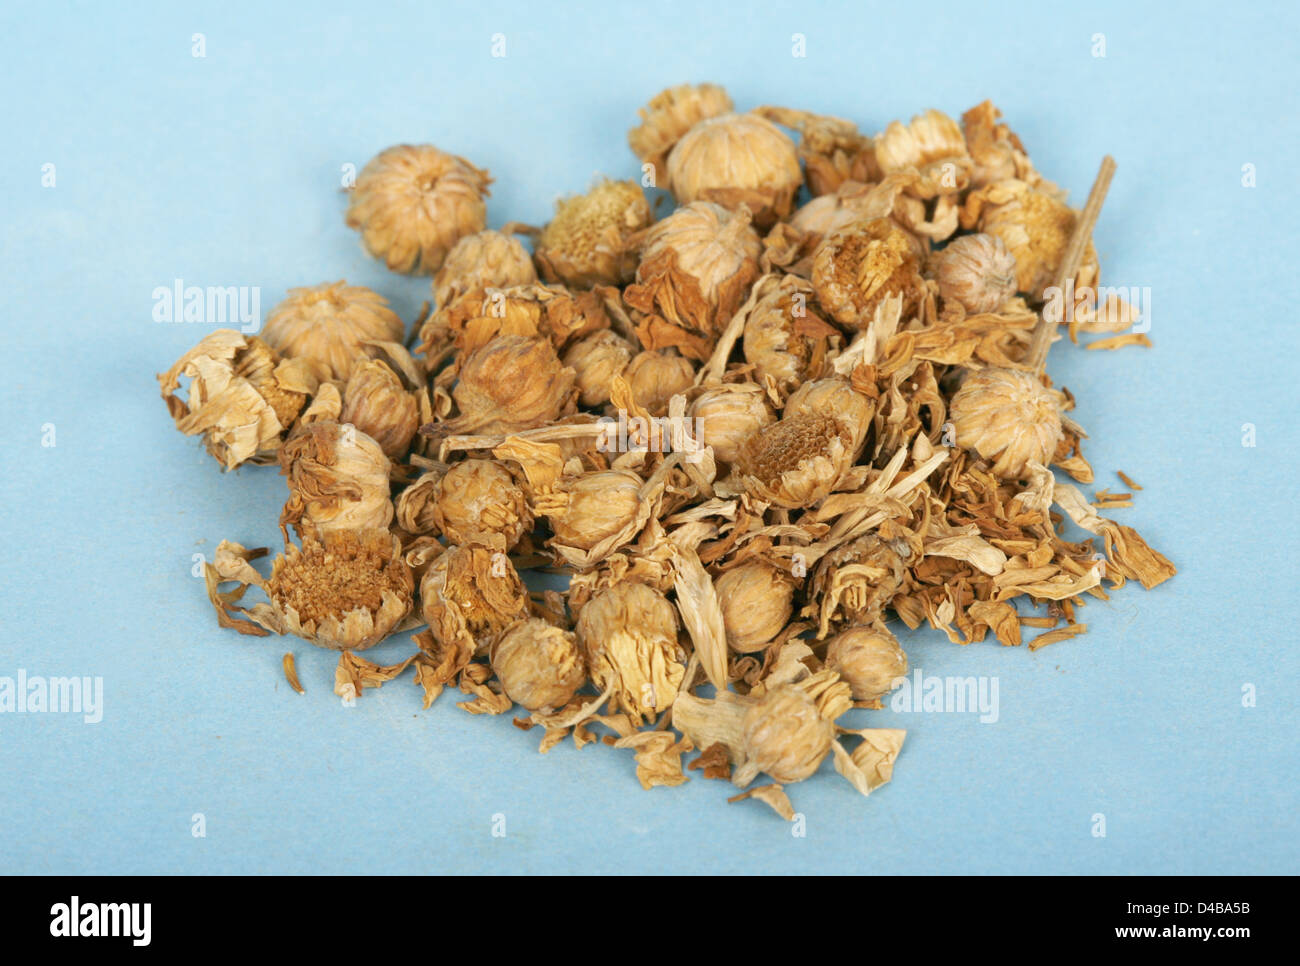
xmin=1027 ymin=155 xmax=1117 ymax=372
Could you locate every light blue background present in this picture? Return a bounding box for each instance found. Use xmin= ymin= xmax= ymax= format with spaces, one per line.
xmin=1 ymin=0 xmax=1296 ymax=875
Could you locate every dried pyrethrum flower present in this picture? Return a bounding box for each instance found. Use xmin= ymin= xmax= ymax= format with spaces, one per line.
xmin=279 ymin=421 xmax=393 ymax=539
xmin=623 ymin=201 xmax=761 ymax=360
xmin=575 ymin=581 xmax=685 ymax=722
xmin=949 ymin=367 xmax=1064 ymax=478
xmin=688 ymin=384 xmax=775 ymax=464
xmin=935 ymin=233 xmax=1018 ymax=315
xmin=340 ymin=359 xmax=421 ymax=460
xmin=737 ymin=685 xmax=835 ymax=785
xmin=628 ymin=83 xmax=734 ymax=185
xmin=812 ymin=217 xmax=925 ymax=329
xmin=825 ymin=625 xmax=908 ymax=703
xmin=420 ymin=545 xmax=530 ymax=655
xmin=158 ymin=329 xmax=320 ymax=469
xmin=563 ymin=330 xmax=635 ymax=407
xmin=252 ymin=529 xmax=413 ymax=651
xmin=168 ymin=84 xmax=1178 ymax=818
xmin=623 ymin=349 xmax=695 ymax=416
xmin=665 ymin=113 xmax=801 ymax=227
xmin=715 ymin=560 xmax=797 ymax=653
xmin=535 ymin=179 xmax=652 ymax=288
xmin=736 ymin=411 xmax=855 ymax=509
xmin=345 ymin=143 xmax=491 ymax=275
xmin=433 ymin=228 xmax=537 ymax=311
xmin=261 ymin=281 xmax=405 ymax=382
xmin=490 ymin=618 xmax=586 ymax=712
xmin=962 ymin=179 xmax=1098 ymax=297
xmin=444 ymin=334 xmax=576 ymax=435
xmin=429 ymin=459 xmax=531 ymax=551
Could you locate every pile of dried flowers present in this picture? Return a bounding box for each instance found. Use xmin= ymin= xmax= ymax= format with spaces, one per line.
xmin=159 ymin=85 xmax=1174 ymax=819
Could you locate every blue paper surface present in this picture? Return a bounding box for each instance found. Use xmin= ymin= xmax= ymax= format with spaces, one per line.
xmin=1 ymin=0 xmax=1296 ymax=874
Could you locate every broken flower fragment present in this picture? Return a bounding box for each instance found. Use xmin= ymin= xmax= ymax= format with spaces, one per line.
xmin=158 ymin=329 xmax=319 ymax=469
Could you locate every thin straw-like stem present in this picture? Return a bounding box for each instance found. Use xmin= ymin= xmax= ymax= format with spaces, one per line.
xmin=1027 ymin=156 xmax=1117 ymax=372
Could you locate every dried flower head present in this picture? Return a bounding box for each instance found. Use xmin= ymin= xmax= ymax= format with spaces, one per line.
xmin=393 ymin=469 xmax=443 ymax=535
xmin=261 ymin=281 xmax=405 ymax=382
xmin=623 ymin=349 xmax=695 ymax=416
xmin=279 ymin=421 xmax=393 ymax=538
xmin=628 ymin=83 xmax=734 ymax=184
xmin=753 ymin=106 xmax=875 ymax=197
xmin=812 ymin=534 xmax=908 ymax=636
xmin=963 ymin=179 xmax=1098 ymax=296
xmin=575 ymin=582 xmax=685 ymax=722
xmin=490 ymin=618 xmax=586 ymax=712
xmin=563 ymin=330 xmax=635 ymax=407
xmin=448 ymin=334 xmax=576 ymax=435
xmin=812 ymin=217 xmax=925 ymax=329
xmin=688 ymin=384 xmax=775 ymax=464
xmin=935 ymin=233 xmax=1018 ymax=314
xmin=623 ymin=201 xmax=762 ymax=359
xmin=740 ymin=277 xmax=838 ymax=392
xmin=716 ymin=561 xmax=797 ymax=653
xmin=783 ymin=377 xmax=875 ymax=457
xmin=548 ymin=468 xmax=643 ymax=551
xmin=949 ymin=367 xmax=1063 ymax=478
xmin=536 ymin=179 xmax=652 ymax=288
xmin=739 ymin=684 xmax=834 ymax=784
xmin=345 ymin=143 xmax=491 ymax=275
xmin=665 ymin=113 xmax=801 ymax=226
xmin=340 ymin=359 xmax=420 ymax=460
xmin=873 ymin=109 xmax=972 ymax=199
xmin=158 ymin=330 xmax=320 ymax=469
xmin=962 ymin=100 xmax=1040 ymax=190
xmin=736 ymin=411 xmax=854 ymax=509
xmin=825 ymin=625 xmax=908 ymax=702
xmin=433 ymin=228 xmax=537 ymax=310
xmin=430 ymin=459 xmax=531 ymax=551
xmin=419 ymin=545 xmax=530 ymax=654
xmin=262 ymin=529 xmax=413 ymax=651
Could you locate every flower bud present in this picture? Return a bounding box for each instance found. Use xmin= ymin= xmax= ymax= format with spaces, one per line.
xmin=490 ymin=618 xmax=586 ymax=712
xmin=715 ymin=561 xmax=796 ymax=653
xmin=949 ymin=367 xmax=1063 ymax=478
xmin=340 ymin=359 xmax=420 ymax=460
xmin=688 ymin=384 xmax=774 ymax=464
xmin=740 ymin=685 xmax=834 ymax=783
xmin=825 ymin=625 xmax=908 ymax=702
xmin=665 ymin=113 xmax=801 ymax=226
xmin=433 ymin=229 xmax=537 ymax=309
xmin=935 ymin=233 xmax=1017 ymax=314
xmin=575 ymin=582 xmax=684 ymax=722
xmin=279 ymin=421 xmax=393 ymax=538
xmin=450 ymin=334 xmax=576 ymax=435
xmin=262 ymin=281 xmax=405 ymax=382
xmin=812 ymin=217 xmax=925 ymax=330
xmin=430 ymin=459 xmax=531 ymax=551
xmin=563 ymin=330 xmax=635 ymax=407
xmin=623 ymin=350 xmax=695 ymax=416
xmin=628 ymin=83 xmax=734 ymax=184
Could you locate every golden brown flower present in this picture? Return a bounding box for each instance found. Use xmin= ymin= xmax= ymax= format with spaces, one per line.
xmin=811 ymin=534 xmax=908 ymax=636
xmin=262 ymin=529 xmax=413 ymax=651
xmin=688 ymin=384 xmax=775 ymax=464
xmin=948 ymin=367 xmax=1063 ymax=478
xmin=873 ymin=109 xmax=971 ymax=199
xmin=430 ymin=459 xmax=531 ymax=551
xmin=962 ymin=179 xmax=1098 ymax=296
xmin=736 ymin=411 xmax=855 ymax=509
xmin=935 ymin=233 xmax=1018 ymax=314
xmin=158 ymin=329 xmax=320 ymax=469
xmin=419 ymin=545 xmax=530 ymax=654
xmin=961 ymin=100 xmax=1041 ymax=190
xmin=665 ymin=113 xmax=801 ymax=226
xmin=279 ymin=421 xmax=393 ymax=539
xmin=812 ymin=217 xmax=925 ymax=329
xmin=825 ymin=625 xmax=908 ymax=702
xmin=628 ymin=83 xmax=734 ymax=184
xmin=433 ymin=228 xmax=537 ymax=310
xmin=345 ymin=144 xmax=491 ymax=275
xmin=548 ymin=469 xmax=643 ymax=552
xmin=783 ymin=377 xmax=875 ymax=457
xmin=623 ymin=350 xmax=695 ymax=416
xmin=448 ymin=334 xmax=576 ymax=435
xmin=535 ymin=179 xmax=652 ymax=288
xmin=715 ymin=561 xmax=797 ymax=653
xmin=575 ymin=582 xmax=685 ymax=722
xmin=261 ymin=281 xmax=405 ymax=382
xmin=739 ymin=684 xmax=834 ymax=783
xmin=752 ymin=106 xmax=875 ymax=197
xmin=563 ymin=330 xmax=635 ymax=407
xmin=340 ymin=359 xmax=420 ymax=460
xmin=623 ymin=201 xmax=762 ymax=360
xmin=740 ymin=276 xmax=839 ymax=392
xmin=490 ymin=618 xmax=586 ymax=712
xmin=393 ymin=469 xmax=444 ymax=535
